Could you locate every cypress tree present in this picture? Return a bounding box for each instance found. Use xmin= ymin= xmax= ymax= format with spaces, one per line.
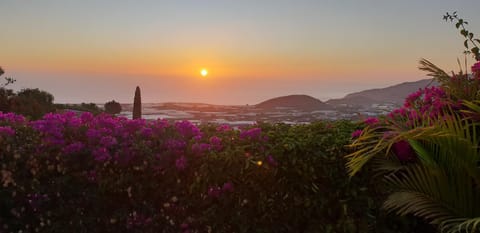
xmin=132 ymin=86 xmax=142 ymax=119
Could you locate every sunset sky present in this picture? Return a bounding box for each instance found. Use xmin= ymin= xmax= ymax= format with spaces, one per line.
xmin=1 ymin=0 xmax=480 ymax=104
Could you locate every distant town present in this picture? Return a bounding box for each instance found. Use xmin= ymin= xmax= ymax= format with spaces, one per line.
xmin=117 ymin=79 xmax=434 ymax=125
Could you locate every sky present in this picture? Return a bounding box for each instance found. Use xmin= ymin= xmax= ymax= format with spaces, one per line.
xmin=1 ymin=0 xmax=480 ymax=105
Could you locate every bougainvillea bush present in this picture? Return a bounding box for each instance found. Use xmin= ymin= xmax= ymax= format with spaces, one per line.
xmin=1 ymin=111 xmax=391 ymax=233
xmin=347 ymin=58 xmax=480 ymax=233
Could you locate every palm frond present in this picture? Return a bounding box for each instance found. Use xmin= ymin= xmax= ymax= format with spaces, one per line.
xmin=441 ymin=217 xmax=480 ymax=233
xmin=383 ymin=191 xmax=457 ymax=225
xmin=418 ymin=58 xmax=452 ymax=84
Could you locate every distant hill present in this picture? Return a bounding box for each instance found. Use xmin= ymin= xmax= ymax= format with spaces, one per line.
xmin=256 ymin=94 xmax=332 ymax=110
xmin=327 ymin=79 xmax=437 ymax=107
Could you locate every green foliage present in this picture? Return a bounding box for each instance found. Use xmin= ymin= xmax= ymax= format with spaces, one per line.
xmin=0 ymin=66 xmax=16 ymax=88
xmin=0 ymin=118 xmax=427 ymax=233
xmin=55 ymin=103 xmax=103 ymax=114
xmin=347 ymin=13 xmax=480 ymax=232
xmin=104 ymin=100 xmax=122 ymax=114
xmin=9 ymin=88 xmax=55 ymax=119
xmin=133 ymin=86 xmax=141 ymax=119
xmin=444 ymin=12 xmax=480 ymax=61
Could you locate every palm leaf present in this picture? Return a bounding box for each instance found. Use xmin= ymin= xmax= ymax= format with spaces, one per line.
xmin=418 ymin=58 xmax=451 ymax=84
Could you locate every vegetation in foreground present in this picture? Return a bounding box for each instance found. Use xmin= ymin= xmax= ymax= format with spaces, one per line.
xmin=348 ymin=12 xmax=480 ymax=233
xmin=0 ymin=11 xmax=479 ymax=233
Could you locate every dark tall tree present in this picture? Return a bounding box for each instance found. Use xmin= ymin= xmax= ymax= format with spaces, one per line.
xmin=132 ymin=86 xmax=142 ymax=119
xmin=104 ymin=100 xmax=122 ymax=115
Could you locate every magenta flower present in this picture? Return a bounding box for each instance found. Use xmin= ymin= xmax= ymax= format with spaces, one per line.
xmin=93 ymin=147 xmax=110 ymax=162
xmin=0 ymin=126 xmax=15 ymax=136
xmin=62 ymin=142 xmax=85 ymax=154
xmin=364 ymin=117 xmax=379 ymax=125
xmin=216 ymin=124 xmax=231 ymax=132
xmin=80 ymin=112 xmax=94 ymax=123
xmin=472 ymin=61 xmax=480 ymax=73
xmin=165 ymin=139 xmax=187 ymax=151
xmin=175 ymin=120 xmax=201 ymax=138
xmin=392 ymin=140 xmax=416 ymax=162
xmin=239 ymin=127 xmax=263 ymax=141
xmin=175 ymin=156 xmax=187 ymax=170
xmin=209 ymin=136 xmax=223 ymax=151
xmin=266 ymin=155 xmax=278 ymax=167
xmin=207 ymin=186 xmax=222 ymax=198
xmin=192 ymin=143 xmax=211 ymax=155
xmin=351 ymin=130 xmax=362 ymax=138
xmin=140 ymin=128 xmax=153 ymax=137
xmin=100 ymin=136 xmax=118 ymax=147
xmin=222 ymin=182 xmax=234 ymax=192
xmin=0 ymin=112 xmax=25 ymax=124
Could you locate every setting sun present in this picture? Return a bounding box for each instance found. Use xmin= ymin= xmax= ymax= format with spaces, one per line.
xmin=200 ymin=69 xmax=208 ymax=77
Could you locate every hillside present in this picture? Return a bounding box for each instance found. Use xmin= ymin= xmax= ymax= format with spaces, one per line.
xmin=256 ymin=94 xmax=332 ymax=110
xmin=327 ymin=79 xmax=437 ymax=107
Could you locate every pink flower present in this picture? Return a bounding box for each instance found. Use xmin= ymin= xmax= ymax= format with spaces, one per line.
xmin=351 ymin=130 xmax=362 ymax=138
xmin=175 ymin=156 xmax=187 ymax=170
xmin=62 ymin=142 xmax=85 ymax=154
xmin=266 ymin=155 xmax=278 ymax=167
xmin=216 ymin=124 xmax=231 ymax=132
xmin=364 ymin=117 xmax=379 ymax=125
xmin=191 ymin=143 xmax=211 ymax=155
xmin=100 ymin=136 xmax=117 ymax=147
xmin=392 ymin=140 xmax=416 ymax=162
xmin=0 ymin=126 xmax=15 ymax=136
xmin=93 ymin=147 xmax=110 ymax=162
xmin=222 ymin=182 xmax=234 ymax=192
xmin=472 ymin=61 xmax=480 ymax=73
xmin=209 ymin=136 xmax=223 ymax=151
xmin=208 ymin=186 xmax=222 ymax=198
xmin=239 ymin=128 xmax=263 ymax=141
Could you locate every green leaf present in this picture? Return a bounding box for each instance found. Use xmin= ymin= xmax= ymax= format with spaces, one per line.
xmin=461 ymin=29 xmax=468 ymax=37
xmin=472 ymin=47 xmax=479 ymax=55
xmin=469 ymin=33 xmax=474 ymax=40
xmin=464 ymin=40 xmax=469 ymax=49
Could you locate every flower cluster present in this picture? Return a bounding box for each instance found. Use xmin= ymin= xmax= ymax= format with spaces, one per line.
xmin=0 ymin=114 xmax=364 ymax=233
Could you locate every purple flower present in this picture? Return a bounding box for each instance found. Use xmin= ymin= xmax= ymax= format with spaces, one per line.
xmin=86 ymin=129 xmax=102 ymax=140
xmin=175 ymin=120 xmax=201 ymax=138
xmin=100 ymin=136 xmax=118 ymax=147
xmin=93 ymin=147 xmax=111 ymax=162
xmin=62 ymin=142 xmax=85 ymax=154
xmin=0 ymin=126 xmax=15 ymax=136
xmin=141 ymin=128 xmax=153 ymax=137
xmin=207 ymin=186 xmax=222 ymax=198
xmin=191 ymin=143 xmax=211 ymax=155
xmin=472 ymin=61 xmax=480 ymax=73
xmin=351 ymin=130 xmax=362 ymax=138
xmin=209 ymin=136 xmax=223 ymax=151
xmin=165 ymin=139 xmax=187 ymax=151
xmin=364 ymin=117 xmax=379 ymax=125
xmin=222 ymin=182 xmax=234 ymax=192
xmin=216 ymin=124 xmax=231 ymax=132
xmin=239 ymin=127 xmax=263 ymax=141
xmin=0 ymin=112 xmax=25 ymax=124
xmin=266 ymin=155 xmax=278 ymax=167
xmin=175 ymin=156 xmax=187 ymax=170
xmin=392 ymin=140 xmax=416 ymax=162
xmin=80 ymin=112 xmax=94 ymax=123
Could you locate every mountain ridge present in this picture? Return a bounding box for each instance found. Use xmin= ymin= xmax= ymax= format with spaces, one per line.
xmin=326 ymin=79 xmax=437 ymax=107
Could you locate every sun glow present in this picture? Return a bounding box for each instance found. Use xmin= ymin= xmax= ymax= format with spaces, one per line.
xmin=200 ymin=69 xmax=208 ymax=77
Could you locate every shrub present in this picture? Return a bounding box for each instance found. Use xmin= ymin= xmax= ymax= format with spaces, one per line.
xmin=104 ymin=100 xmax=122 ymax=115
xmin=0 ymin=112 xmax=409 ymax=232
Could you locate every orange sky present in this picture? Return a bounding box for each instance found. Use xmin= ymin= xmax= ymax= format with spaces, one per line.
xmin=1 ymin=1 xmax=479 ymax=104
